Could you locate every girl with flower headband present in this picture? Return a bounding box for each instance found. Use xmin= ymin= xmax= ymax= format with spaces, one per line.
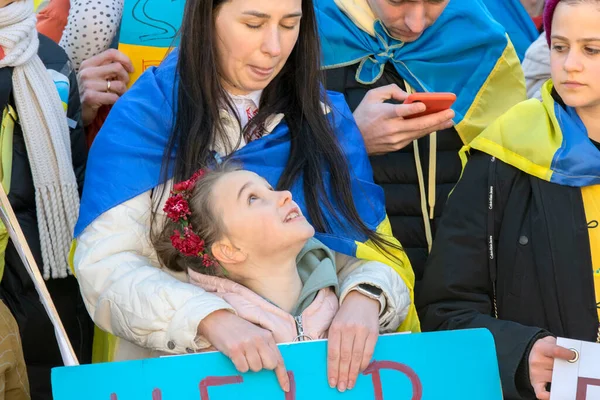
xmin=154 ymin=164 xmax=410 ymax=354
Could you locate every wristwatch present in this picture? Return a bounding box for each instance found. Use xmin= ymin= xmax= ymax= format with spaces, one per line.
xmin=349 ymin=283 xmax=387 ymax=314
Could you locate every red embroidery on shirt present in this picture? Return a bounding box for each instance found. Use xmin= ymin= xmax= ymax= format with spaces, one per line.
xmin=243 ymin=106 xmax=263 ymax=143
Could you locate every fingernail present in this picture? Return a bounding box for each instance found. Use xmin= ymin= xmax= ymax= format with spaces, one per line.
xmin=348 ymin=381 xmax=354 ymax=390
xmin=338 ymin=382 xmax=347 ymax=392
xmin=284 ymin=382 xmax=290 ymax=393
xmin=329 ymin=378 xmax=336 ymax=388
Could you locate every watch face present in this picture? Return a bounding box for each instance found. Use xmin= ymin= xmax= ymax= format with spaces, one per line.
xmin=359 ymin=284 xmax=383 ymax=297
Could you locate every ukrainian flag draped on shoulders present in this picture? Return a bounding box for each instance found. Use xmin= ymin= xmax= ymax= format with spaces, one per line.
xmin=74 ymin=50 xmax=420 ymax=347
xmin=463 ymin=80 xmax=600 ymax=187
xmin=315 ymin=0 xmax=527 ymax=145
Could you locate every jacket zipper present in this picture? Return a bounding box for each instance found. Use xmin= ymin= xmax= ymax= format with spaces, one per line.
xmin=294 ymin=315 xmax=305 ymax=341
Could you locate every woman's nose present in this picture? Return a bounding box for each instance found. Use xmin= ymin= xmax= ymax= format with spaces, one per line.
xmin=262 ymin=27 xmax=282 ymax=57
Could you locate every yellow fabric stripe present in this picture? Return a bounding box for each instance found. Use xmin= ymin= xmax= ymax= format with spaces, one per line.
xmin=1 ymin=106 xmax=15 ymax=194
xmin=0 ymin=106 xmax=16 ymax=282
xmin=355 ymin=217 xmax=421 ymax=333
xmin=581 ymin=185 xmax=600 ymax=321
xmin=118 ymin=43 xmax=174 ymax=87
xmin=456 ymin=38 xmax=527 ymax=145
xmin=333 ymin=0 xmax=376 ymax=36
xmin=92 ymin=326 xmax=119 ymax=364
xmin=462 ymin=80 xmax=562 ymax=182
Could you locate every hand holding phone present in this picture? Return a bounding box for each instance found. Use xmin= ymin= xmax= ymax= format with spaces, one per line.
xmin=403 ymin=92 xmax=456 ymax=120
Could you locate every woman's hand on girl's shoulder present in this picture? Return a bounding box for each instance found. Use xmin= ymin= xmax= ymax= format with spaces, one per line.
xmin=197 ymin=309 xmax=290 ymax=392
xmin=327 ymin=291 xmax=380 ymax=393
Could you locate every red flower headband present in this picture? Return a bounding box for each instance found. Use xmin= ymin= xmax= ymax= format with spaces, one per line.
xmin=163 ymin=169 xmax=217 ymax=268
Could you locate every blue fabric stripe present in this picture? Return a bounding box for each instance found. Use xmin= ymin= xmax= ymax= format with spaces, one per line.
xmin=549 ymin=102 xmax=600 ymax=186
xmin=74 ymin=52 xmax=386 ymax=258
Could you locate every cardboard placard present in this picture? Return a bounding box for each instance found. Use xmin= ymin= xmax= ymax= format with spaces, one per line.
xmin=0 ymin=185 xmax=78 ymax=366
xmin=551 ymin=337 xmax=600 ymax=400
xmin=52 ymin=329 xmax=502 ymax=399
xmin=118 ymin=0 xmax=185 ymax=85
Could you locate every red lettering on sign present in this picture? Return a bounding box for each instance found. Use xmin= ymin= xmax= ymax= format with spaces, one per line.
xmin=363 ymin=360 xmax=423 ymax=400
xmin=199 ymin=376 xmax=244 ymax=400
xmin=285 ymin=371 xmax=296 ymax=400
xmin=576 ymin=377 xmax=600 ymax=400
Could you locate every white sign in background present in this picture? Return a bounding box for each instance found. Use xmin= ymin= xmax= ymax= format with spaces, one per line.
xmin=551 ymin=338 xmax=600 ymax=400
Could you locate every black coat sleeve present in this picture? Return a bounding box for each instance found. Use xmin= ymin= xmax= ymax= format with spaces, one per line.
xmin=66 ymin=62 xmax=87 ymax=196
xmin=416 ymin=151 xmax=545 ymax=400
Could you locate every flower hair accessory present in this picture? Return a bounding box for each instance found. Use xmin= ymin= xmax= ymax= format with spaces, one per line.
xmin=164 ymin=169 xmax=217 ymax=268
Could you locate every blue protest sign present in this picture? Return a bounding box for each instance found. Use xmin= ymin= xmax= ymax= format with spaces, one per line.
xmin=118 ymin=0 xmax=185 ymax=84
xmin=52 ymin=329 xmax=502 ymax=399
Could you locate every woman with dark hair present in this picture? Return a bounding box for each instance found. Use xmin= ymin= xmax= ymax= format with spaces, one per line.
xmin=72 ymin=0 xmax=418 ymax=393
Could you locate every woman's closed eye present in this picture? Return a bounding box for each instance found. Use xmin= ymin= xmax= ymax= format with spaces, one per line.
xmin=584 ymin=46 xmax=600 ymax=56
xmin=281 ymin=23 xmax=299 ymax=30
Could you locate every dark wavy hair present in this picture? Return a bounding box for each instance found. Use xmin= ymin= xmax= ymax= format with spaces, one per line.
xmin=153 ymin=0 xmax=402 ymax=267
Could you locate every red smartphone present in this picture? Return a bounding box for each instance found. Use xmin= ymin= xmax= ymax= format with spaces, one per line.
xmin=403 ymin=92 xmax=456 ymax=119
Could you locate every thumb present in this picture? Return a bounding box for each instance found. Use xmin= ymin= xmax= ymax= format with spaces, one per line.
xmin=532 ymin=382 xmax=550 ymax=400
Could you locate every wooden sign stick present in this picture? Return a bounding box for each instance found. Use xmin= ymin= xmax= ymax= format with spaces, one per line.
xmin=0 ymin=184 xmax=79 ymax=366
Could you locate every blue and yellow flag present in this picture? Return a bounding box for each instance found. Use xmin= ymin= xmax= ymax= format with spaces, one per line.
xmin=316 ymin=0 xmax=527 ymax=145
xmin=74 ymin=50 xmax=420 ymax=334
xmin=463 ymin=80 xmax=600 ymax=187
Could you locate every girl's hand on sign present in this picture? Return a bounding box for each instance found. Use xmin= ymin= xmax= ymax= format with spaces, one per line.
xmin=327 ymin=290 xmax=380 ymax=393
xmin=528 ymin=336 xmax=577 ymax=400
xmin=197 ymin=309 xmax=290 ymax=392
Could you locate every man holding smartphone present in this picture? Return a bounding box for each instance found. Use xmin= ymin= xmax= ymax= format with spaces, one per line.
xmin=317 ymin=0 xmax=527 ymax=300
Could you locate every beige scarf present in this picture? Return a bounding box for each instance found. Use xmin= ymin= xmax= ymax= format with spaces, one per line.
xmin=0 ymin=0 xmax=79 ymax=279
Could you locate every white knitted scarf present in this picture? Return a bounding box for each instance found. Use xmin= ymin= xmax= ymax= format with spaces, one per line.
xmin=0 ymin=1 xmax=79 ymax=279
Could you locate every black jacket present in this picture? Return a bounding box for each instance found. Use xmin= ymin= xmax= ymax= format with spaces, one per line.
xmin=0 ymin=35 xmax=93 ymax=400
xmin=324 ymin=62 xmax=463 ymax=294
xmin=417 ymin=151 xmax=599 ymax=399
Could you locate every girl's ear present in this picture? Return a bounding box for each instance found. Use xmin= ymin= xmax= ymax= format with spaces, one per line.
xmin=211 ymin=238 xmax=247 ymax=265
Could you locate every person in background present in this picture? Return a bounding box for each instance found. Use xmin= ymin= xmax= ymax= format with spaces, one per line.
xmin=35 ymin=0 xmax=69 ymax=43
xmin=482 ymin=0 xmax=539 ymax=60
xmin=59 ymin=0 xmax=131 ymax=146
xmin=419 ymin=0 xmax=600 ymax=398
xmin=0 ymin=300 xmax=29 ymax=400
xmin=317 ymin=0 xmax=526 ymax=296
xmin=523 ymin=33 xmax=551 ymax=99
xmin=0 ymin=0 xmax=92 ymax=399
xmin=521 ymin=0 xmax=546 ymax=29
